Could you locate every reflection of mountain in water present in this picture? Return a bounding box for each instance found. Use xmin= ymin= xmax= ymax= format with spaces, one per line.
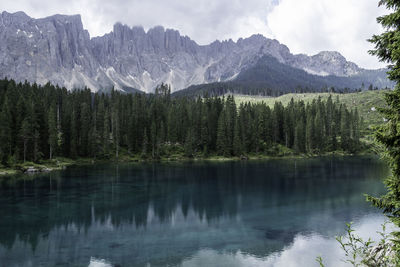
xmin=0 ymin=157 xmax=388 ymax=267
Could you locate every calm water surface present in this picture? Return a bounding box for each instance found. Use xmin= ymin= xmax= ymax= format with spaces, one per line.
xmin=0 ymin=156 xmax=389 ymax=267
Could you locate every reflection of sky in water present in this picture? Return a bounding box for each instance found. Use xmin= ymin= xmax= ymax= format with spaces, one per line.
xmin=87 ymin=215 xmax=390 ymax=267
xmin=0 ymin=157 xmax=392 ymax=266
xmin=181 ymin=215 xmax=388 ymax=267
xmin=1 ymin=209 xmax=388 ymax=267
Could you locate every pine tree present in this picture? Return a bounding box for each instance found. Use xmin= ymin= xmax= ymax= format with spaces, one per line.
xmin=294 ymin=121 xmax=305 ymax=153
xmin=94 ymin=98 xmax=105 ymax=157
xmin=127 ymin=113 xmax=136 ymax=154
xmin=255 ymin=108 xmax=265 ymax=152
xmin=340 ymin=106 xmax=351 ymax=151
xmin=20 ymin=118 xmax=30 ymax=163
xmin=150 ymin=120 xmax=157 ymax=159
xmin=79 ymin=103 xmax=91 ymax=157
xmin=305 ymin=109 xmax=315 ymax=153
xmin=48 ymin=104 xmax=58 ymax=160
xmin=314 ymin=108 xmax=324 ymax=152
xmin=184 ymin=129 xmax=195 ymax=157
xmin=141 ymin=128 xmax=148 ymax=158
xmin=0 ymin=78 xmax=364 ymax=165
xmin=33 ymin=128 xmax=41 ymax=162
xmin=103 ymin=109 xmax=110 ymax=157
xmin=27 ymin=101 xmax=42 ymax=162
xmin=351 ymin=108 xmax=360 ymax=152
xmin=200 ymin=111 xmax=209 ymax=155
xmin=216 ymin=109 xmax=228 ymax=156
xmin=90 ymin=108 xmax=101 ymax=159
xmin=367 ymin=1 xmax=400 ymax=255
xmin=273 ymin=102 xmax=284 ymax=143
xmin=70 ymin=109 xmax=78 ymax=158
xmin=264 ymin=106 xmax=273 ymax=146
xmin=233 ymin=117 xmax=242 ymax=156
xmin=111 ymin=104 xmax=120 ymax=159
xmin=225 ymin=95 xmax=236 ymax=154
xmin=0 ymin=99 xmax=12 ymax=164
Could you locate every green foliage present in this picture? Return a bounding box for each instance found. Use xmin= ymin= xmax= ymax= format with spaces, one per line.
xmin=234 ymin=90 xmax=388 ymax=130
xmin=318 ymin=2 xmax=400 ymax=265
xmin=336 ymin=222 xmax=397 ymax=267
xmin=367 ymin=0 xmax=400 ymax=260
xmin=47 ymin=104 xmax=58 ymax=160
xmin=367 ymin=88 xmax=400 ymax=256
xmin=0 ymin=79 xmax=362 ymax=165
xmin=173 ymin=56 xmax=393 ymax=98
xmin=316 ymin=256 xmax=325 ymax=267
xmin=336 ymin=222 xmax=374 ymax=266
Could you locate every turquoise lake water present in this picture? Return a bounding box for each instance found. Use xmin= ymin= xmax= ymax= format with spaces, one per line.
xmin=0 ymin=156 xmax=390 ymax=267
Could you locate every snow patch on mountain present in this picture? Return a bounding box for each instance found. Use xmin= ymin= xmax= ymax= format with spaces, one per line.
xmin=0 ymin=11 xmax=391 ymax=93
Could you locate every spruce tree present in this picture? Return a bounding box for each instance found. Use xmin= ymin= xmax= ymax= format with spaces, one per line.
xmin=112 ymin=107 xmax=120 ymax=159
xmin=294 ymin=121 xmax=305 ymax=153
xmin=103 ymin=109 xmax=110 ymax=157
xmin=368 ymin=0 xmax=400 ymax=256
xmin=216 ymin=109 xmax=228 ymax=156
xmin=79 ymin=103 xmax=91 ymax=157
xmin=141 ymin=128 xmax=148 ymax=158
xmin=233 ymin=117 xmax=242 ymax=156
xmin=314 ymin=108 xmax=324 ymax=152
xmin=48 ymin=105 xmax=58 ymax=160
xmin=0 ymin=78 xmax=363 ymax=164
xmin=305 ymin=109 xmax=315 ymax=153
xmin=340 ymin=106 xmax=351 ymax=152
xmin=20 ymin=118 xmax=30 ymax=163
xmin=0 ymin=99 xmax=12 ymax=164
xmin=184 ymin=129 xmax=195 ymax=157
xmin=70 ymin=109 xmax=78 ymax=158
xmin=127 ymin=113 xmax=136 ymax=154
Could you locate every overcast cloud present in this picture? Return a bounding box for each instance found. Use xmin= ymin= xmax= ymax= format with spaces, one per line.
xmin=0 ymin=0 xmax=388 ymax=69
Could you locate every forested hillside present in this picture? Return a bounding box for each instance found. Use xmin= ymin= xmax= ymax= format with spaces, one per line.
xmin=234 ymin=90 xmax=388 ymax=129
xmin=173 ymin=55 xmax=392 ymax=98
xmin=0 ymin=79 xmax=362 ymax=166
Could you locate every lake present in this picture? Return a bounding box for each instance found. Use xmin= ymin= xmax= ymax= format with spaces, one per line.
xmin=0 ymin=156 xmax=390 ymax=267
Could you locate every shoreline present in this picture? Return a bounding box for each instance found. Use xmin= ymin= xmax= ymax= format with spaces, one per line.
xmin=0 ymin=150 xmax=378 ymax=177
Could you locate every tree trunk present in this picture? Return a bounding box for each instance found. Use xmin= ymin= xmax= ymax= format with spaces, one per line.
xmin=23 ymin=141 xmax=26 ymax=163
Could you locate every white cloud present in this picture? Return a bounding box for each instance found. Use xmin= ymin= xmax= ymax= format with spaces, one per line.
xmin=0 ymin=0 xmax=390 ymax=69
xmin=0 ymin=0 xmax=273 ymax=44
xmin=267 ymin=0 xmax=388 ymax=69
xmin=180 ymin=215 xmax=388 ymax=267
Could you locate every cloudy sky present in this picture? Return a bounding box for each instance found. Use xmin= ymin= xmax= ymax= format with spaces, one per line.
xmin=0 ymin=0 xmax=388 ymax=69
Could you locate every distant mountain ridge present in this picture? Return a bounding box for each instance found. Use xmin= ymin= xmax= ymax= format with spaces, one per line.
xmin=0 ymin=11 xmax=393 ymax=93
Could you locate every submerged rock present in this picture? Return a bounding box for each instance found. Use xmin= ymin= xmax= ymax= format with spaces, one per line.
xmin=25 ymin=167 xmax=39 ymax=173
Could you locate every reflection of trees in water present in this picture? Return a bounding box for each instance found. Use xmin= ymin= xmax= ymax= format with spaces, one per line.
xmin=0 ymin=157 xmax=388 ymax=251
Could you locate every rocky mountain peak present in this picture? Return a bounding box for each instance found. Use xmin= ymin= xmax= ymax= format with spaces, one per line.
xmin=314 ymin=51 xmax=346 ymax=62
xmin=0 ymin=11 xmax=391 ymax=92
xmin=1 ymin=11 xmax=30 ymax=24
xmin=44 ymin=14 xmax=83 ymax=24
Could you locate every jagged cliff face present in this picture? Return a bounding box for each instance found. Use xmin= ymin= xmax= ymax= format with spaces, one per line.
xmin=290 ymin=51 xmax=361 ymax=77
xmin=0 ymin=12 xmax=100 ymax=89
xmin=0 ymin=11 xmax=389 ymax=92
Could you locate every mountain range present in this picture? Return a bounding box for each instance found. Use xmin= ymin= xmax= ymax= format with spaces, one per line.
xmin=0 ymin=11 xmax=393 ymax=93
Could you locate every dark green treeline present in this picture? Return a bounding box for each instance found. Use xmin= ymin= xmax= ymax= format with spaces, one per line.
xmin=0 ymin=79 xmax=361 ymax=165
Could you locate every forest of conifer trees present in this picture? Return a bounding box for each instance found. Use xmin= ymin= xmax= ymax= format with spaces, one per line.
xmin=0 ymin=79 xmax=362 ymax=166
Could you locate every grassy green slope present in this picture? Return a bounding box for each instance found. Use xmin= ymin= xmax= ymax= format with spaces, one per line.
xmin=234 ymin=90 xmax=389 ymax=129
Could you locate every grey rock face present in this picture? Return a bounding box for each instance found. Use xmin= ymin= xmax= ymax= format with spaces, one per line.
xmin=0 ymin=11 xmax=99 ymax=89
xmin=0 ymin=11 xmax=391 ymax=92
xmin=290 ymin=51 xmax=361 ymax=77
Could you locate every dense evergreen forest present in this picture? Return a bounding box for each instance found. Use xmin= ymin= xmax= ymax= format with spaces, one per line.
xmin=174 ymin=79 xmax=382 ymax=98
xmin=0 ymin=78 xmax=362 ymax=166
xmin=174 ymin=55 xmax=389 ymax=98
